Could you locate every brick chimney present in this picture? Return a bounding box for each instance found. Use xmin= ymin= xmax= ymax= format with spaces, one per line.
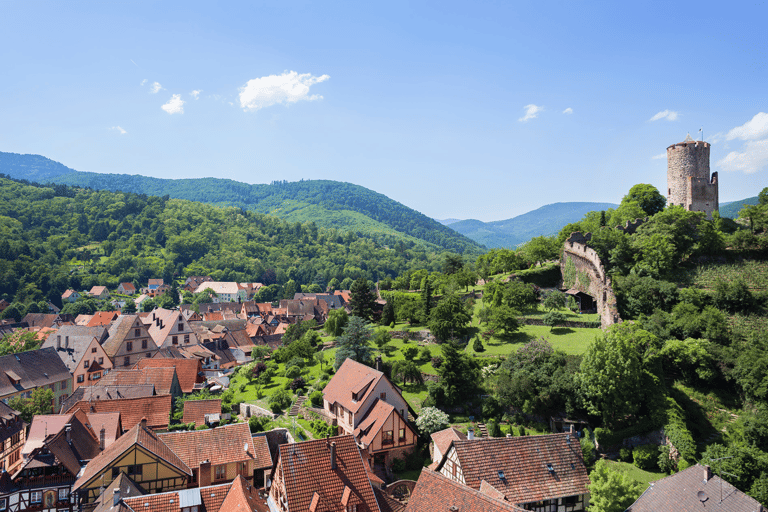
xmin=375 ymin=356 xmax=383 ymax=372
xmin=113 ymin=488 xmax=121 ymax=506
xmin=468 ymin=427 xmax=474 ymax=441
xmin=100 ymin=426 xmax=106 ymax=450
xmin=200 ymin=459 xmax=212 ymax=487
xmin=330 ymin=442 xmax=337 ymax=469
xmin=704 ymin=465 xmax=712 ymax=482
xmin=65 ymin=424 xmax=71 ymax=444
xmin=140 ymin=417 xmax=147 ymax=429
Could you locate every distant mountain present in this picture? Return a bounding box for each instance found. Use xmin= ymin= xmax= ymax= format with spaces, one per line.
xmin=720 ymin=197 xmax=759 ymax=219
xmin=435 ymin=218 xmax=461 ymax=226
xmin=448 ymin=202 xmax=619 ymax=248
xmin=0 ymin=151 xmax=484 ymax=255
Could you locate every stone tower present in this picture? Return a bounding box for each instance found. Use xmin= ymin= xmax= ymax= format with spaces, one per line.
xmin=667 ymin=134 xmax=718 ymax=219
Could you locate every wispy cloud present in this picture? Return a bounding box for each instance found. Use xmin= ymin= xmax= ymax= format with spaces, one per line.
xmin=110 ymin=126 xmax=127 ymax=135
xmin=651 ymin=153 xmax=666 ymax=160
xmin=190 ymin=90 xmax=202 ymax=99
xmin=161 ymin=94 xmax=185 ymax=114
xmin=150 ymin=82 xmax=164 ymax=94
xmin=726 ymin=112 xmax=768 ymax=141
xmin=519 ymin=104 xmax=543 ymax=122
xmin=649 ymin=110 xmax=679 ymax=122
xmin=239 ymin=71 xmax=329 ymax=111
xmin=130 ymin=59 xmax=139 ymax=68
xmin=717 ymin=139 xmax=768 ymax=174
xmin=562 ymin=107 xmax=573 ymax=115
xmin=141 ymin=79 xmax=147 ymax=86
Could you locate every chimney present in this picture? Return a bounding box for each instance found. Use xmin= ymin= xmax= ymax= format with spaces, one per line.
xmin=704 ymin=465 xmax=712 ymax=482
xmin=569 ymin=424 xmax=575 ymax=433
xmin=200 ymin=459 xmax=212 ymax=487
xmin=506 ymin=433 xmax=512 ymax=438
xmin=140 ymin=417 xmax=147 ymax=429
xmin=100 ymin=426 xmax=106 ymax=450
xmin=468 ymin=427 xmax=474 ymax=441
xmin=57 ymin=335 xmax=61 ymax=349
xmin=113 ymin=488 xmax=121 ymax=506
xmin=375 ymin=356 xmax=383 ymax=372
xmin=330 ymin=442 xmax=337 ymax=469
xmin=65 ymin=336 xmax=69 ymax=348
xmin=65 ymin=424 xmax=71 ymax=444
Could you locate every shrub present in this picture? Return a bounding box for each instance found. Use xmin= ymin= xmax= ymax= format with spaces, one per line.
xmin=290 ymin=377 xmax=306 ymax=391
xmin=580 ymin=436 xmax=595 ymax=464
xmin=632 ymin=444 xmax=658 ymax=471
xmin=269 ymin=389 xmax=292 ymax=413
xmin=677 ymin=458 xmax=693 ymax=471
xmin=657 ymin=445 xmax=675 ymax=473
xmin=619 ymin=447 xmax=633 ymax=463
xmin=285 ymin=356 xmax=304 ymax=370
xmin=310 ymin=390 xmax=323 ymax=407
xmin=473 ymin=337 xmax=484 ymax=352
xmin=431 ymin=356 xmax=443 ymax=369
xmin=487 ymin=419 xmax=502 ymax=437
xmin=391 ymin=457 xmax=406 ymax=473
xmin=285 ymin=365 xmax=301 ymax=379
xmin=249 ymin=415 xmax=269 ymax=433
xmin=415 ymin=406 xmax=450 ymax=436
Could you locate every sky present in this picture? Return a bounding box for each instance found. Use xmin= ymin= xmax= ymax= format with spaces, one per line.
xmin=1 ymin=1 xmax=767 ymax=222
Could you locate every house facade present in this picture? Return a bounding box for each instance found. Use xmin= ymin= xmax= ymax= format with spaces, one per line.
xmin=144 ymin=308 xmax=200 ymax=349
xmin=0 ymin=402 xmax=25 ymax=474
xmin=41 ymin=326 xmax=113 ymax=392
xmin=104 ymin=315 xmax=158 ymax=367
xmin=0 ymin=348 xmax=72 ymax=411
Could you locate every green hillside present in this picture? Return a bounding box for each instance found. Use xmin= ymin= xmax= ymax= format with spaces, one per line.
xmin=0 ymin=151 xmax=483 ymax=255
xmin=449 ymin=202 xmax=618 ymax=248
xmin=720 ymin=196 xmax=758 ymax=218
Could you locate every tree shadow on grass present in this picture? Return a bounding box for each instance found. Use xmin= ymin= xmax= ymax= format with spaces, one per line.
xmin=487 ymin=331 xmax=535 ymax=347
xmin=550 ymin=327 xmax=575 ymax=335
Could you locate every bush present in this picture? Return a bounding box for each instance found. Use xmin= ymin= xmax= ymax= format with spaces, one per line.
xmin=580 ymin=436 xmax=595 ymax=464
xmin=482 ymin=396 xmax=501 ymax=420
xmin=431 ymin=356 xmax=443 ymax=369
xmin=285 ymin=365 xmax=302 ymax=379
xmin=391 ymin=457 xmax=406 ymax=473
xmin=418 ymin=346 xmax=432 ymax=363
xmin=633 ymin=444 xmax=658 ymax=471
xmin=619 ymin=447 xmax=633 ymax=463
xmin=269 ymin=389 xmax=292 ymax=413
xmin=290 ymin=377 xmax=306 ymax=391
xmin=249 ymin=415 xmax=269 ymax=433
xmin=487 ymin=419 xmax=502 ymax=437
xmin=677 ymin=458 xmax=693 ymax=471
xmin=473 ymin=337 xmax=484 ymax=352
xmin=657 ymin=445 xmax=675 ymax=473
xmin=310 ymin=390 xmax=323 ymax=407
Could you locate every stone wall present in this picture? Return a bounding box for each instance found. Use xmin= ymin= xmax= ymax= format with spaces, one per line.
xmin=667 ymin=139 xmax=719 ymax=219
xmin=561 ymin=233 xmax=621 ymax=328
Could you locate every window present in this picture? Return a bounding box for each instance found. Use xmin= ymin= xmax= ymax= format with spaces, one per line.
xmin=135 ymin=328 xmax=140 ymax=337
xmin=126 ymin=341 xmax=133 ymax=352
xmin=123 ymin=356 xmax=130 ymax=366
xmin=60 ymin=381 xmax=67 ymax=391
xmin=84 ymin=360 xmax=89 ymax=368
xmin=92 ymin=372 xmax=101 ymax=380
xmin=142 ymin=339 xmax=148 ymax=349
xmin=92 ymin=347 xmax=97 ymax=353
xmin=98 ymin=357 xmax=103 ymax=364
xmin=30 ymin=491 xmax=42 ymax=504
xmin=380 ymin=392 xmax=386 ymax=400
xmin=382 ymin=430 xmax=394 ymax=445
xmin=112 ymin=465 xmax=142 ymax=478
xmin=11 ymin=432 xmax=20 ymax=445
xmin=172 ymin=336 xmax=178 ymax=345
xmin=0 ymin=497 xmax=6 ymax=511
xmin=184 ymin=334 xmax=190 ymax=344
xmin=399 ymin=428 xmax=406 ymax=442
xmin=191 ymin=468 xmax=198 ymax=484
xmin=178 ymin=323 xmax=184 ymax=331
xmin=8 ymin=450 xmax=19 ymax=465
xmin=58 ymin=488 xmax=68 ymax=502
xmin=215 ymin=464 xmax=227 ymax=481
xmin=77 ymin=375 xmax=84 ymax=383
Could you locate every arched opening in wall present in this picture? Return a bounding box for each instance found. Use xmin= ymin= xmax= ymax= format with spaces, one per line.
xmin=564 ymin=289 xmax=595 ymax=314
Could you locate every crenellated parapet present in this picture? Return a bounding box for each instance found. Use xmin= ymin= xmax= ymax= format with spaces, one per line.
xmin=561 ymin=232 xmax=621 ymax=328
xmin=615 ymin=217 xmax=647 ymax=235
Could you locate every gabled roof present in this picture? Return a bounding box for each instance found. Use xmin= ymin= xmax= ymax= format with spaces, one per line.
xmin=65 ymin=394 xmax=173 ymax=431
xmin=118 ymin=476 xmax=268 ymax=512
xmin=119 ymin=282 xmax=136 ymax=292
xmin=627 ymin=464 xmax=766 ymax=512
xmin=41 ymin=325 xmax=109 ymax=372
xmin=405 ymin=469 xmax=526 ymax=512
xmin=144 ymin=308 xmax=196 ymax=345
xmin=91 ymin=472 xmax=145 ymax=512
xmin=22 ymin=313 xmax=63 ymax=328
xmin=251 ymin=435 xmax=272 ymax=470
xmin=157 ymin=423 xmax=255 ymax=470
xmin=194 ymin=281 xmax=240 ymax=295
xmin=135 ymin=357 xmax=203 ymax=393
xmin=276 ymin=435 xmax=380 ymax=512
xmin=24 ymin=410 xmax=117 ymax=458
xmin=100 ymin=367 xmax=179 ymax=396
xmin=60 ymin=384 xmax=156 ymax=414
xmin=73 ymin=422 xmax=191 ymax=492
xmin=354 ymin=399 xmax=413 ymax=448
xmin=431 ymin=427 xmax=467 ymax=458
xmin=0 ymin=347 xmax=72 ymax=397
xmin=90 ymin=286 xmax=110 ymax=296
xmin=181 ymin=399 xmax=221 ymax=426
xmin=436 ymin=434 xmax=590 ymax=505
xmin=104 ymin=315 xmax=157 ymax=357
xmin=62 ymin=289 xmax=79 ymax=299
xmin=87 ymin=311 xmax=120 ymax=327
xmin=324 ymin=358 xmax=389 ymax=414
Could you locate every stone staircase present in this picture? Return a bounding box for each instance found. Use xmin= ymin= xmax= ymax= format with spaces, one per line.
xmin=476 ymin=423 xmax=489 ymax=438
xmin=289 ymin=395 xmax=307 ymax=416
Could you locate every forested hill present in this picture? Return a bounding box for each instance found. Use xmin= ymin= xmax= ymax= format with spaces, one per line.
xmin=0 ymin=151 xmax=483 ymax=255
xmin=0 ymin=177 xmax=453 ymax=307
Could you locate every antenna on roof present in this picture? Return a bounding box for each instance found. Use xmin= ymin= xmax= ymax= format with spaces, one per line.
xmin=709 ymin=456 xmax=737 ymax=504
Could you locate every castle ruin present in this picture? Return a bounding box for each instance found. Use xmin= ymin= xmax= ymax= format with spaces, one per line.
xmin=667 ymin=134 xmax=718 ymax=219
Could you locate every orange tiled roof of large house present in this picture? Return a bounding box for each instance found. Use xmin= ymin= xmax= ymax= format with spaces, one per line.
xmin=134 ymin=357 xmax=205 ymax=394
xmin=64 ymin=394 xmax=173 ymax=431
xmin=182 ymin=399 xmax=222 ymax=427
xmin=405 ymin=468 xmax=526 ymax=512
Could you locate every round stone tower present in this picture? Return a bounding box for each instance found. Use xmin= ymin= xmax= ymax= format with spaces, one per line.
xmin=666 ymin=134 xmax=718 ymax=218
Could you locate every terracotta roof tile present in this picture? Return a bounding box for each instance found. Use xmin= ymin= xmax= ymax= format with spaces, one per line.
xmin=135 ymin=357 xmax=203 ymax=393
xmin=276 ymin=435 xmax=379 ymax=512
xmin=157 ymin=423 xmax=255 ymax=470
xmin=181 ymin=399 xmax=222 ymax=426
xmin=354 ymin=399 xmax=414 ymax=448
xmin=323 ymin=358 xmax=384 ymax=414
xmin=100 ymin=367 xmax=178 ymax=396
xmin=438 ymin=434 xmax=589 ymax=505
xmin=627 ymin=463 xmax=766 ymax=512
xmin=251 ymin=435 xmax=272 ymax=470
xmin=60 ymin=383 xmax=156 ymax=413
xmin=87 ymin=311 xmax=120 ymax=327
xmin=405 ymin=469 xmax=525 ymax=512
xmin=431 ymin=427 xmax=467 ymax=459
xmin=65 ymin=394 xmax=172 ymax=431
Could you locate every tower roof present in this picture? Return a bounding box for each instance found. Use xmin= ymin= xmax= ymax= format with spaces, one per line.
xmin=684 ymin=133 xmax=695 ymax=142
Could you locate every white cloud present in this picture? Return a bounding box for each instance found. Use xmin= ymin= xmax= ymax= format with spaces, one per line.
xmin=726 ymin=112 xmax=768 ymax=141
xmin=190 ymin=90 xmax=202 ymax=99
xmin=649 ymin=110 xmax=679 ymax=122
xmin=110 ymin=126 xmax=127 ymax=135
xmin=141 ymin=79 xmax=147 ymax=86
xmin=651 ymin=152 xmax=666 ymax=160
xmin=562 ymin=107 xmax=573 ymax=115
xmin=150 ymin=82 xmax=164 ymax=94
xmin=717 ymin=139 xmax=768 ymax=174
xmin=161 ymin=94 xmax=185 ymax=114
xmin=238 ymin=71 xmax=330 ymax=111
xmin=518 ymin=104 xmax=543 ymax=122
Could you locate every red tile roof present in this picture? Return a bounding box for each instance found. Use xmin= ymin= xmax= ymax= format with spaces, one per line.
xmin=135 ymin=357 xmax=203 ymax=393
xmin=87 ymin=311 xmax=120 ymax=327
xmin=627 ymin=464 xmax=766 ymax=512
xmin=157 ymin=423 xmax=255 ymax=470
xmin=405 ymin=469 xmax=525 ymax=512
xmin=65 ymin=394 xmax=173 ymax=431
xmin=431 ymin=427 xmax=467 ymax=459
xmin=323 ymin=358 xmax=385 ymax=414
xmin=436 ymin=434 xmax=590 ymax=505
xmin=251 ymin=435 xmax=272 ymax=470
xmin=353 ymin=398 xmax=414 ymax=448
xmin=276 ymin=435 xmax=379 ymax=512
xmin=100 ymin=367 xmax=179 ymax=396
xmin=181 ymin=399 xmax=222 ymax=426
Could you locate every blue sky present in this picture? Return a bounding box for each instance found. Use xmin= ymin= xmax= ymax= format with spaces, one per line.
xmin=1 ymin=1 xmax=766 ymax=222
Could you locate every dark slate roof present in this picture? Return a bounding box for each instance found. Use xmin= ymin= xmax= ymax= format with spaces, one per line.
xmin=437 ymin=434 xmax=590 ymax=505
xmin=293 ymin=293 xmax=344 ymax=309
xmin=0 ymin=347 xmax=72 ymax=398
xmin=41 ymin=325 xmax=109 ymax=372
xmin=405 ymin=469 xmax=525 ymax=512
xmin=627 ymin=464 xmax=766 ymax=512
xmin=60 ymin=384 xmax=156 ymax=413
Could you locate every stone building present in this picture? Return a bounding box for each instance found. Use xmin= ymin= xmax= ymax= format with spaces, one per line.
xmin=667 ymin=134 xmax=718 ymax=219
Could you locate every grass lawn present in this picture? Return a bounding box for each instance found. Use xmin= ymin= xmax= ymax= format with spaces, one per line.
xmin=604 ymin=460 xmax=666 ymax=490
xmin=467 ymin=322 xmax=600 ymax=357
